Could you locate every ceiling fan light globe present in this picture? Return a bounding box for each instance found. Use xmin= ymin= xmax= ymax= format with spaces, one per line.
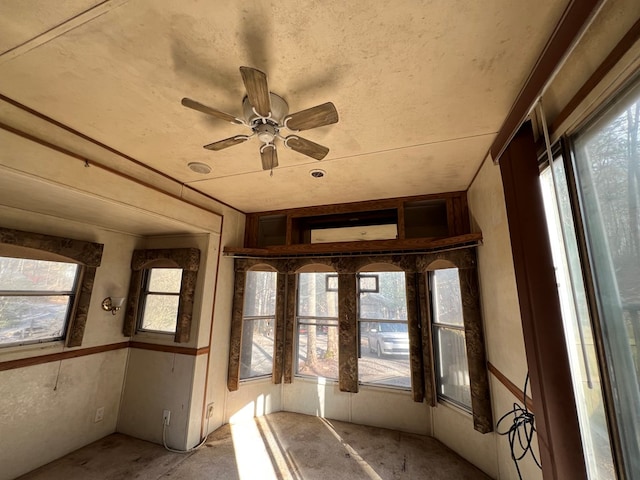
xmin=255 ymin=123 xmax=277 ymax=143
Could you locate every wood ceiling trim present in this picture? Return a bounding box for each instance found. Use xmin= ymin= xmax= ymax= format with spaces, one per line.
xmin=550 ymin=16 xmax=640 ymax=136
xmin=0 ymin=94 xmax=243 ymax=215
xmin=490 ymin=0 xmax=606 ymax=163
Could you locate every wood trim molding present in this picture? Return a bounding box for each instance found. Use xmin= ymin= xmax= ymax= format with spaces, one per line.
xmin=0 ymin=95 xmax=241 ymax=215
xmin=128 ymin=341 xmax=208 ymax=356
xmin=224 ymin=233 xmax=482 ymax=257
xmin=0 ymin=341 xmax=207 ymax=372
xmin=0 ymin=342 xmax=129 ymax=372
xmin=490 ymin=0 xmax=605 ymax=162
xmin=246 ymin=191 xmax=467 ymax=219
xmin=550 ymin=17 xmax=640 ymax=135
xmin=488 ymin=361 xmax=534 ymax=412
xmin=500 ymin=121 xmax=587 ymax=479
xmin=406 ymin=272 xmax=425 ymax=402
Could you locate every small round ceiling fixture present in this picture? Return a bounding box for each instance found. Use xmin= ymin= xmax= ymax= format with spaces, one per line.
xmin=310 ymin=169 xmax=326 ymax=179
xmin=188 ymin=162 xmax=212 ymax=174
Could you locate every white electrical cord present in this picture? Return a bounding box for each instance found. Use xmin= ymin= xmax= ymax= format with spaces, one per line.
xmin=162 ymin=419 xmax=209 ymax=454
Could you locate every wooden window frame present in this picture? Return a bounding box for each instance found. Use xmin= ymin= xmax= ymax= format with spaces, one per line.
xmin=227 ymin=251 xmax=492 ymax=433
xmin=0 ymin=227 xmax=104 ymax=348
xmin=123 ymin=248 xmax=200 ymax=343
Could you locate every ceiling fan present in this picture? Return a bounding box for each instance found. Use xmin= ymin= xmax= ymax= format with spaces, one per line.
xmin=182 ymin=66 xmax=338 ymax=171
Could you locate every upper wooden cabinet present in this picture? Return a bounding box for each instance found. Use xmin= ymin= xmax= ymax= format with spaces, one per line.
xmin=228 ymin=192 xmax=478 ymax=257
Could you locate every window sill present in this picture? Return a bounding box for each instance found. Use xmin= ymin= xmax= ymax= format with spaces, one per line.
xmin=437 ymin=397 xmax=472 ymax=417
xmin=358 ymin=382 xmax=412 ymax=394
xmin=238 ymin=375 xmax=273 ymax=385
xmin=294 ymin=374 xmax=339 ymax=384
xmin=131 ymin=330 xmax=178 ymax=343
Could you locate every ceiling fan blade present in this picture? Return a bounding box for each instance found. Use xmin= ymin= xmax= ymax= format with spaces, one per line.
xmin=181 ymin=98 xmax=242 ymax=124
xmin=285 ymin=102 xmax=339 ymax=131
xmin=240 ymin=66 xmax=271 ymax=117
xmin=285 ymin=136 xmax=330 ymax=160
xmin=260 ymin=144 xmax=278 ymax=170
xmin=203 ymin=136 xmax=249 ymax=151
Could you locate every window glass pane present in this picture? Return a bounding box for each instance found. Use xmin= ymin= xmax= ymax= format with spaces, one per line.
xmin=358 ymin=271 xmax=410 ymax=388
xmin=359 ymin=272 xmax=407 ymax=320
xmin=140 ymin=295 xmax=179 ymax=332
xmin=434 ymin=326 xmax=471 ymax=407
xmin=572 ymin=81 xmax=640 ymax=478
xmin=359 ymin=320 xmax=410 ymax=387
xmin=0 ymin=257 xmax=78 ymax=291
xmin=431 ymin=268 xmax=470 ymax=409
xmin=148 ymin=268 xmax=182 ymax=293
xmin=0 ymin=295 xmax=71 ymax=345
xmin=296 ymin=273 xmax=339 ymax=380
xmin=432 ymin=268 xmax=463 ymax=326
xmin=0 ymin=256 xmax=78 ymax=347
xmin=243 ymin=271 xmax=277 ymax=317
xmin=297 ymin=324 xmax=339 ymax=379
xmin=240 ymin=271 xmax=277 ymax=379
xmin=240 ymin=318 xmax=275 ymax=379
xmin=541 ymin=162 xmax=615 ymax=479
xmin=297 ymin=273 xmax=338 ymax=317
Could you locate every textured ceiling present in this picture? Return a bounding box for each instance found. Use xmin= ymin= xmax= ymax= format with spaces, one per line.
xmin=0 ymin=0 xmax=570 ymax=213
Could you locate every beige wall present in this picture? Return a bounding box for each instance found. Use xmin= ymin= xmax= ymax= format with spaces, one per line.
xmin=468 ymin=158 xmax=541 ymax=480
xmin=0 ymin=210 xmax=140 ymax=480
xmin=0 ymin=106 xmax=244 ymax=475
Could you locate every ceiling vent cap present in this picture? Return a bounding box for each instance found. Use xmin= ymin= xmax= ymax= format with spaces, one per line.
xmin=188 ymin=162 xmax=212 ymax=174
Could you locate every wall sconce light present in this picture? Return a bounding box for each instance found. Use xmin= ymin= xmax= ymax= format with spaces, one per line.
xmin=102 ymin=297 xmax=125 ymax=315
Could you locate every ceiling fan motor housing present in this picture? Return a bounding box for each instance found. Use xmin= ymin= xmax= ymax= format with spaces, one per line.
xmin=243 ymin=93 xmax=289 ymax=125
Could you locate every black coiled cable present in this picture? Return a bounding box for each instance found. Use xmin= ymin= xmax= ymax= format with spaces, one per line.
xmin=496 ymin=374 xmax=542 ymax=479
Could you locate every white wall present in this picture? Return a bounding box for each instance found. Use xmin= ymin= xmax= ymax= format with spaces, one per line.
xmin=468 ymin=158 xmax=541 ymax=480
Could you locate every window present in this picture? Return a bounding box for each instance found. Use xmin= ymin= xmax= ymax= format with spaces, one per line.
xmin=240 ymin=270 xmax=277 ymax=380
xmin=357 ymin=271 xmax=411 ymax=388
xmin=541 ymin=157 xmax=615 ymax=479
xmin=227 ymin=253 xmax=491 ymax=432
xmin=555 ymin=78 xmax=640 ymax=478
xmin=137 ymin=268 xmax=183 ymax=333
xmin=0 ymin=227 xmax=103 ymax=348
xmin=430 ymin=268 xmax=471 ymax=409
xmin=296 ymin=272 xmax=339 ymax=380
xmin=0 ymin=256 xmax=80 ymax=347
xmin=123 ymin=248 xmax=200 ymax=343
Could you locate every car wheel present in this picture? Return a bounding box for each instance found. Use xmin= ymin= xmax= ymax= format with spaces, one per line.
xmin=376 ymin=342 xmax=383 ymax=358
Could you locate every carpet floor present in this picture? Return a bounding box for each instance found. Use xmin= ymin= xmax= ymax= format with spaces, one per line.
xmin=18 ymin=412 xmax=492 ymax=479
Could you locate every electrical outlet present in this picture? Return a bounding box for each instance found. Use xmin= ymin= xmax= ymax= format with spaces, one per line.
xmin=163 ymin=409 xmax=171 ymax=426
xmin=94 ymin=406 xmax=105 ymax=423
xmin=206 ymin=403 xmax=214 ymax=419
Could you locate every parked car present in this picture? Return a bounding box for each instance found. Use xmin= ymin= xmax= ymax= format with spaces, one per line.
xmin=367 ymin=322 xmax=409 ymax=357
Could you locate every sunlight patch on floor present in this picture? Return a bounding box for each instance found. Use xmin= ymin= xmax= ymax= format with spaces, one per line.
xmin=230 ymin=418 xmax=278 ymax=480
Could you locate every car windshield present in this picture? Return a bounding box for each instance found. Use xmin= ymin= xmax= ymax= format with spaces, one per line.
xmin=378 ymin=323 xmax=408 ymax=333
